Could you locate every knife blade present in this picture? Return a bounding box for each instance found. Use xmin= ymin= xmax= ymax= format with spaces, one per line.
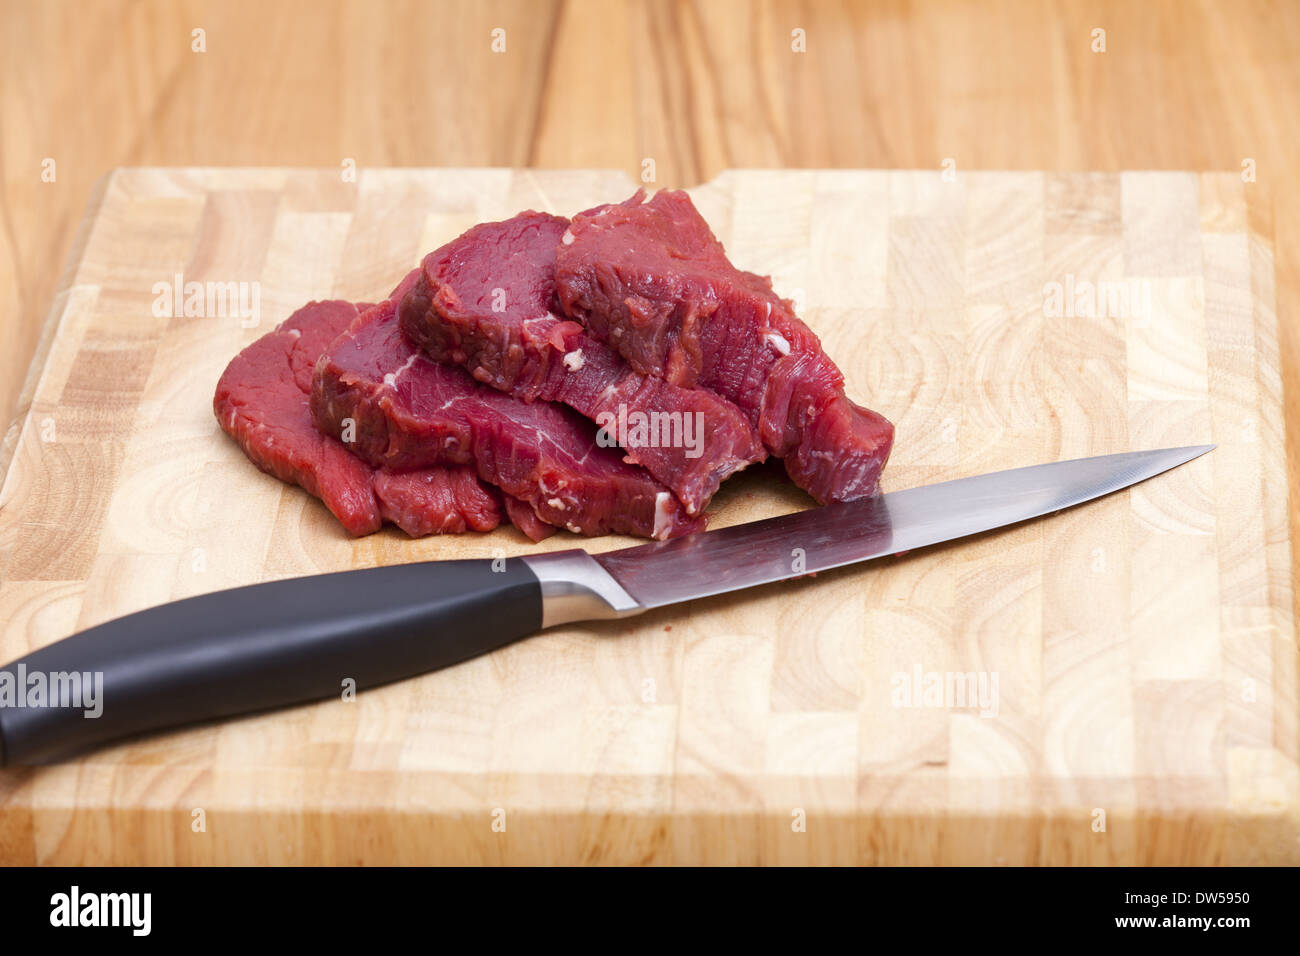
xmin=0 ymin=445 xmax=1212 ymax=765
xmin=588 ymin=444 xmax=1215 ymax=611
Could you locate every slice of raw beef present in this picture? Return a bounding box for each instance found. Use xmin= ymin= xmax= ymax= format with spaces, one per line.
xmin=396 ymin=211 xmax=765 ymax=515
xmin=554 ymin=190 xmax=895 ymax=502
xmin=311 ymin=295 xmax=704 ymax=540
xmin=214 ymin=299 xmax=534 ymax=539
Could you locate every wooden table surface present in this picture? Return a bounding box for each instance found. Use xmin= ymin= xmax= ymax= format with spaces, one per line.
xmin=0 ymin=0 xmax=1297 ymax=860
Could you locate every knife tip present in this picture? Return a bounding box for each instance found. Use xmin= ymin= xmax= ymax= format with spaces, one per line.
xmin=1176 ymin=443 xmax=1216 ymax=463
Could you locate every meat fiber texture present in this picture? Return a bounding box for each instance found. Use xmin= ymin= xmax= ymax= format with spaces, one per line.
xmin=397 ymin=211 xmax=765 ymax=516
xmin=214 ymin=299 xmax=543 ymax=540
xmin=555 ymin=190 xmax=895 ymax=502
xmin=311 ymin=288 xmax=704 ymax=541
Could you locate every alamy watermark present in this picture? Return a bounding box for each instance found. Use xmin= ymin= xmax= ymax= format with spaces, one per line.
xmin=0 ymin=665 xmax=103 ymax=718
xmin=596 ymin=404 xmax=705 ymax=459
xmin=1043 ymin=274 xmax=1150 ymax=320
xmin=50 ymin=886 xmax=150 ymax=936
xmin=152 ymin=273 xmax=261 ymax=327
xmin=891 ymin=665 xmax=999 ymax=718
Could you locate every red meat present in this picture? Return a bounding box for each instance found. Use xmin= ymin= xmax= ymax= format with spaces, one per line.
xmin=311 ymin=294 xmax=703 ymax=540
xmin=214 ymin=299 xmax=525 ymax=538
xmin=555 ymin=190 xmax=894 ymax=502
xmin=397 ymin=211 xmax=766 ymax=515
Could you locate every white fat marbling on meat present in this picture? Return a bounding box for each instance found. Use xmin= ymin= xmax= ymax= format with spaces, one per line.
xmin=652 ymin=492 xmax=673 ymax=540
xmin=765 ymin=331 xmax=791 ymax=355
xmin=562 ymin=349 xmax=585 ymax=371
xmin=561 ymin=229 xmax=575 ymax=245
xmin=382 ymin=351 xmax=421 ymax=388
xmin=547 ymin=497 xmax=564 ymax=510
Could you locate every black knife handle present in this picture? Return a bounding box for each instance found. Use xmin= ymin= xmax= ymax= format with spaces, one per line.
xmin=0 ymin=559 xmax=542 ymax=765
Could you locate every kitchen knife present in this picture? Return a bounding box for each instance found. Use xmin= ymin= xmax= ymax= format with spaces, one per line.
xmin=0 ymin=445 xmax=1212 ymax=765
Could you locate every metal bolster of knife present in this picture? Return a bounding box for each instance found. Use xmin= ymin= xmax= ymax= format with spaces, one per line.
xmin=520 ymin=550 xmax=643 ymax=628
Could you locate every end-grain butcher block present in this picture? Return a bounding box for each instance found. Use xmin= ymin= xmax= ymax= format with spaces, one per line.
xmin=213 ymin=299 xmax=531 ymax=539
xmin=555 ymin=190 xmax=895 ymax=502
xmin=398 ymin=211 xmax=766 ymax=514
xmin=311 ymin=291 xmax=704 ymax=541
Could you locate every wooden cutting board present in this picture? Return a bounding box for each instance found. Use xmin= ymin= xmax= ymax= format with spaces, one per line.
xmin=0 ymin=168 xmax=1294 ymax=865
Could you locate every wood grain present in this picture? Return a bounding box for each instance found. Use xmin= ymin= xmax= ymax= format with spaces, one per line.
xmin=0 ymin=167 xmax=1292 ymax=865
xmin=4 ymin=0 xmax=1298 ymax=632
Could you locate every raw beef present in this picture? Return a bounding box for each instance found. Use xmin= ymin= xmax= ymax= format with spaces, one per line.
xmin=397 ymin=211 xmax=765 ymax=515
xmin=554 ymin=190 xmax=894 ymax=502
xmin=501 ymin=495 xmax=557 ymax=543
xmin=214 ymin=299 xmax=529 ymax=539
xmin=312 ymin=293 xmax=704 ymax=540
